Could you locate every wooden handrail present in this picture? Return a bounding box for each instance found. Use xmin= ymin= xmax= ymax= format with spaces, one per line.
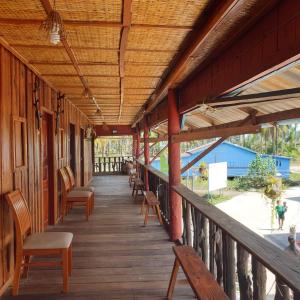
xmin=137 ymin=160 xmax=300 ymax=294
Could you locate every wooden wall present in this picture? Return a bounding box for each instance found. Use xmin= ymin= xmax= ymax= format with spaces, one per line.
xmin=0 ymin=45 xmax=93 ymax=293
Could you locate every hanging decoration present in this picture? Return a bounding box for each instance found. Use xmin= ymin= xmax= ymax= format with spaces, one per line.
xmin=33 ymin=77 xmax=42 ymax=132
xmin=55 ymin=92 xmax=65 ymax=134
xmin=40 ymin=0 xmax=64 ymax=45
xmin=85 ymin=125 xmax=96 ymax=140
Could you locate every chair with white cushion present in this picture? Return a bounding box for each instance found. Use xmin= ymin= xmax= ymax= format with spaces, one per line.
xmin=59 ymin=168 xmax=93 ymax=221
xmin=65 ymin=165 xmax=95 ymax=212
xmin=5 ymin=190 xmax=73 ymax=295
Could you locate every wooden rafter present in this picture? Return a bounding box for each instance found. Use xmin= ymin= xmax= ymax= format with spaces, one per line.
xmin=181 ymin=137 xmax=226 ymax=174
xmin=39 ymin=0 xmax=102 ymax=119
xmin=0 ymin=18 xmax=192 ymax=30
xmin=118 ymin=0 xmax=132 ymax=122
xmin=10 ymin=43 xmax=178 ymax=54
xmin=150 ymin=144 xmax=168 ymax=164
xmin=172 ymin=125 xmax=260 ymax=143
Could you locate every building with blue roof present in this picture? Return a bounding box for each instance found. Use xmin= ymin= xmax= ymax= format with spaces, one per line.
xmin=151 ymin=141 xmax=290 ymax=178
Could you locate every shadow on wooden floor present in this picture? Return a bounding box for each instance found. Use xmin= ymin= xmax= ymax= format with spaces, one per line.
xmin=3 ymin=176 xmax=194 ymax=300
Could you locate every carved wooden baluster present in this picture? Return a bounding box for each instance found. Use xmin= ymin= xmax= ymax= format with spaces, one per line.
xmin=194 ymin=209 xmax=201 ymax=256
xmin=274 ymin=276 xmax=289 ymax=300
xmin=252 ymin=257 xmax=266 ymax=300
xmin=200 ymin=216 xmax=208 ymax=266
xmin=222 ymin=232 xmax=236 ymax=299
xmin=214 ymin=228 xmax=223 ymax=286
xmin=237 ymin=244 xmax=253 ymax=300
xmin=186 ymin=202 xmax=192 ymax=247
xmin=209 ymin=220 xmax=216 ymax=277
xmin=181 ymin=199 xmax=187 ymax=245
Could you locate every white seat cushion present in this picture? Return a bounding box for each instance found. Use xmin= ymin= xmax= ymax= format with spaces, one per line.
xmin=67 ymin=190 xmax=92 ymax=198
xmin=73 ymin=186 xmax=95 ymax=193
xmin=24 ymin=232 xmax=73 ymax=250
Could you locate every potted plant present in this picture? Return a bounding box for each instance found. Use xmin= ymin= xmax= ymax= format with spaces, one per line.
xmin=199 ymin=162 xmax=208 ymax=179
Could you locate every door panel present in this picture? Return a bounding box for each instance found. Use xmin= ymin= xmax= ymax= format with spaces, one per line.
xmin=42 ymin=115 xmax=49 ymax=226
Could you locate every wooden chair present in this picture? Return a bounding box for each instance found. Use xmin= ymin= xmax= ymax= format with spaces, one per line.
xmin=132 ymin=178 xmax=144 ymax=201
xmin=5 ymin=190 xmax=73 ymax=295
xmin=167 ymin=246 xmax=228 ymax=300
xmin=65 ymin=166 xmax=95 ymax=212
xmin=141 ymin=191 xmax=163 ymax=226
xmin=59 ymin=168 xmax=93 ymax=221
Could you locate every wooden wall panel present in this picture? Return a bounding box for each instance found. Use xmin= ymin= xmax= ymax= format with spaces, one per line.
xmin=0 ymin=45 xmax=92 ymax=294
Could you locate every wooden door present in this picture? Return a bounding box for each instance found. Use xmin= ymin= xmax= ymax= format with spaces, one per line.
xmin=42 ymin=113 xmax=54 ymax=226
xmin=42 ymin=114 xmax=49 ymax=226
xmin=69 ymin=123 xmax=76 ymax=176
xmin=80 ymin=128 xmax=84 ymax=186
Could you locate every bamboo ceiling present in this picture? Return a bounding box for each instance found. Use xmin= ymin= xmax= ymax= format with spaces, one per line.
xmin=0 ymin=0 xmax=211 ymax=125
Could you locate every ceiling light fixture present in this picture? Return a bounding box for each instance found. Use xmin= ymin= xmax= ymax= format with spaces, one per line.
xmin=40 ymin=1 xmax=63 ymax=45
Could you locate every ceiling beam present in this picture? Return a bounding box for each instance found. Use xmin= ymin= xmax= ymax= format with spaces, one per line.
xmin=10 ymin=43 xmax=178 ymax=53
xmin=29 ymin=60 xmax=168 ymax=67
xmin=0 ymin=18 xmax=192 ymax=30
xmin=42 ymin=74 xmax=160 ymax=78
xmin=210 ymin=87 xmax=300 ymax=108
xmin=172 ymin=125 xmax=260 ymax=143
xmin=119 ymin=0 xmax=132 ymax=122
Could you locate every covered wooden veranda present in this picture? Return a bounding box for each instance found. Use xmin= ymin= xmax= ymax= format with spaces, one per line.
xmin=1 ymin=0 xmax=300 ymax=299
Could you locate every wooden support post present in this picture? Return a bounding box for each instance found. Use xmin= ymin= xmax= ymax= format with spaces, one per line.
xmin=144 ymin=118 xmax=150 ymax=191
xmin=132 ymin=134 xmax=137 ymax=159
xmin=136 ymin=128 xmax=140 ymax=159
xmin=168 ymin=89 xmax=182 ymax=241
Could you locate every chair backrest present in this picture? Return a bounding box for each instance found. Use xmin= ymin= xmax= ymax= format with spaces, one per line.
xmin=5 ymin=190 xmax=31 ymax=241
xmin=59 ymin=168 xmax=71 ymax=193
xmin=65 ymin=166 xmax=75 ymax=187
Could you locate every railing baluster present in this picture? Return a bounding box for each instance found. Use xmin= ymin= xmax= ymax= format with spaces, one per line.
xmin=215 ymin=227 xmax=223 ymax=286
xmin=186 ymin=202 xmax=192 ymax=247
xmin=237 ymin=244 xmax=253 ymax=300
xmin=222 ymin=232 xmax=236 ymax=299
xmin=252 ymin=257 xmax=266 ymax=300
xmin=275 ymin=276 xmax=289 ymax=300
xmin=209 ymin=220 xmax=216 ymax=277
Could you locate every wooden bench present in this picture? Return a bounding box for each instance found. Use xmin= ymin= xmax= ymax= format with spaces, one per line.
xmin=132 ymin=178 xmax=144 ymax=201
xmin=141 ymin=191 xmax=163 ymax=226
xmin=167 ymin=246 xmax=228 ymax=300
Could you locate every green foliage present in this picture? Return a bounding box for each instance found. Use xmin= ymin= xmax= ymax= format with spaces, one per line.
xmin=160 ymin=152 xmax=168 ymax=174
xmin=246 ymin=155 xmax=276 ymax=189
xmin=229 ymin=155 xmax=276 ymax=190
xmin=204 ymin=193 xmax=230 ymax=205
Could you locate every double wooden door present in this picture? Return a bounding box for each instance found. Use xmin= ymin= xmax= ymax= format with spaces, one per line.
xmin=42 ymin=113 xmax=54 ymax=227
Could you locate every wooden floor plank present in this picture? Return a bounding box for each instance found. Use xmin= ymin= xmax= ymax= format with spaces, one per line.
xmin=3 ymin=176 xmax=194 ymax=299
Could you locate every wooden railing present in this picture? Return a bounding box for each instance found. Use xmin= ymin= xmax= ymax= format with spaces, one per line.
xmin=137 ymin=160 xmax=300 ymax=300
xmin=94 ymin=156 xmax=133 ymax=175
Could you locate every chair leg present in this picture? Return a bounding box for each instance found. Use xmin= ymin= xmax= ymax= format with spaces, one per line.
xmin=12 ymin=254 xmax=23 ymax=295
xmin=85 ymin=202 xmax=89 ymax=221
xmin=22 ymin=255 xmax=31 ymax=278
xmin=144 ymin=205 xmax=149 ymax=226
xmin=62 ymin=249 xmax=69 ymax=293
xmin=167 ymin=258 xmax=180 ymax=300
xmin=156 ymin=205 xmax=163 ymax=225
xmin=68 ymin=245 xmax=72 ymax=276
xmin=140 ymin=197 xmax=146 ymax=215
xmin=131 ymin=183 xmax=135 ymax=196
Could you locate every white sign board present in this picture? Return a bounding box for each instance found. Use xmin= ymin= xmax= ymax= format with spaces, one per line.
xmin=208 ymin=162 xmax=227 ymax=192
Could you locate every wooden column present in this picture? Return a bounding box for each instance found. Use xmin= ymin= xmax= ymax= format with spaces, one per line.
xmin=136 ymin=129 xmax=140 ymax=159
xmin=144 ymin=118 xmax=149 ymax=191
xmin=168 ymin=89 xmax=182 ymax=241
xmin=132 ymin=133 xmax=137 ymax=159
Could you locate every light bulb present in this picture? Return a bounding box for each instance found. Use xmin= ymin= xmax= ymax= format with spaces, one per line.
xmin=50 ymin=23 xmax=60 ymax=44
